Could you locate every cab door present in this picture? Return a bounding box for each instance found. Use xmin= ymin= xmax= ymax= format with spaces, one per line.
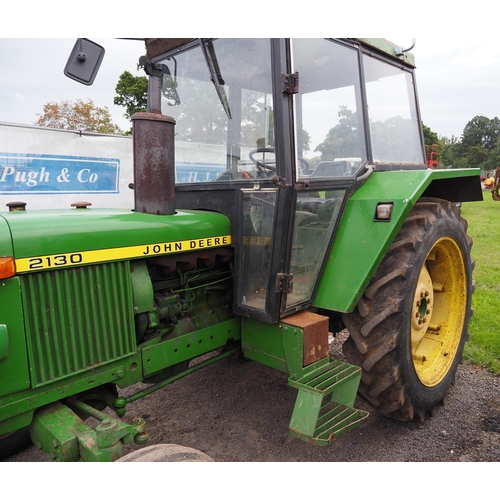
xmin=238 ymin=39 xmax=368 ymax=321
xmin=233 ymin=39 xmax=294 ymax=323
xmin=235 ymin=39 xmax=369 ymax=322
xmin=281 ymin=39 xmax=369 ymax=317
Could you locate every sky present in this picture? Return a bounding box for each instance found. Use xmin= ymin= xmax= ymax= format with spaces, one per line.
xmin=0 ymin=38 xmax=145 ymax=133
xmin=2 ymin=36 xmax=500 ymax=141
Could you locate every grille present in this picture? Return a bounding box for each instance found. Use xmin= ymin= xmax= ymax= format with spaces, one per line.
xmin=21 ymin=261 xmax=135 ymax=387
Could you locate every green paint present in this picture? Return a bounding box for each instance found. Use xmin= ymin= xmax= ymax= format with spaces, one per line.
xmin=142 ymin=319 xmax=240 ymax=376
xmin=357 ymin=38 xmax=416 ymax=66
xmin=30 ymin=400 xmax=147 ymax=462
xmin=0 ymin=277 xmax=30 ymax=399
xmin=2 ymin=209 xmax=231 ymax=260
xmin=314 ymin=168 xmax=482 ymax=313
xmin=0 ymin=325 xmax=8 ymax=361
xmin=242 ymin=315 xmax=367 ymax=444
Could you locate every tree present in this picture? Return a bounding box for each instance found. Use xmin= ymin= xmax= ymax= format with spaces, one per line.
xmin=314 ymin=106 xmax=363 ymax=160
xmin=422 ymin=124 xmax=439 ymax=146
xmin=438 ymin=135 xmax=461 ymax=168
xmin=483 ymin=136 xmax=500 ymax=170
xmin=461 ymin=115 xmax=500 ymax=151
xmin=465 ymin=145 xmax=489 ymax=166
xmin=114 ymin=70 xmax=148 ymax=124
xmin=35 ymin=99 xmax=122 ymax=134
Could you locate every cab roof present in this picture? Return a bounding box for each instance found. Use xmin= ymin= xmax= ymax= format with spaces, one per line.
xmin=144 ymin=38 xmax=416 ymax=67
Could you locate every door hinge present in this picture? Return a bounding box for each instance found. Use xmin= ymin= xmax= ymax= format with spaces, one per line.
xmin=276 ymin=273 xmax=294 ymax=294
xmin=282 ymin=72 xmax=299 ymax=94
xmin=272 ymin=175 xmax=287 ymax=189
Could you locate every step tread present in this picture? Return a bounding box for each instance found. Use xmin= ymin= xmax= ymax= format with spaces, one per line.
xmin=289 ymin=359 xmax=361 ymax=394
xmin=290 ymin=401 xmax=368 ymax=446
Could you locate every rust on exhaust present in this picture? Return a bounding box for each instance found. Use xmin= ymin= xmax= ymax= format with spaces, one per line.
xmin=132 ymin=112 xmax=176 ymax=215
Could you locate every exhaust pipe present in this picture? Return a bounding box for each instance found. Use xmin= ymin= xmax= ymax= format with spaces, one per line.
xmin=131 ymin=112 xmax=176 ymax=215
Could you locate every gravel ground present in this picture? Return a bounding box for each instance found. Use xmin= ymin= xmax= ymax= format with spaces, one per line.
xmin=5 ymin=331 xmax=500 ymax=463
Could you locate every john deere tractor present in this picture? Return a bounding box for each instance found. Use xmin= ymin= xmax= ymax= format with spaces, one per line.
xmin=0 ymin=38 xmax=482 ymax=461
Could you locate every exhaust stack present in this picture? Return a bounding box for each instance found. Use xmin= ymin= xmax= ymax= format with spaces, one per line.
xmin=132 ymin=112 xmax=176 ymax=215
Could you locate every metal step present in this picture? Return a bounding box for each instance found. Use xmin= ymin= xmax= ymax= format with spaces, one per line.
xmin=290 ymin=400 xmax=368 ymax=446
xmin=288 ymin=359 xmax=368 ymax=446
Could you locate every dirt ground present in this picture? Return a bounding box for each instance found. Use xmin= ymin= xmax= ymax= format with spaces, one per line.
xmin=6 ymin=331 xmax=500 ymax=463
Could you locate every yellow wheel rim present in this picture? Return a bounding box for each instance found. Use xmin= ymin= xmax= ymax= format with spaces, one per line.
xmin=411 ymin=237 xmax=467 ymax=387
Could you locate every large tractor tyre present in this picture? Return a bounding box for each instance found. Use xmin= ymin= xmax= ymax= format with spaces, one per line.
xmin=342 ymin=198 xmax=474 ymax=422
xmin=116 ymin=444 xmax=213 ymax=462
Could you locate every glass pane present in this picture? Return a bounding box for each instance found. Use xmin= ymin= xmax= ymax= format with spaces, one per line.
xmin=240 ymin=189 xmax=278 ymax=311
xmin=157 ymin=39 xmax=274 ymax=183
xmin=293 ymin=39 xmax=367 ymax=180
xmin=363 ymin=55 xmax=425 ymax=164
xmin=287 ymin=189 xmax=344 ymax=308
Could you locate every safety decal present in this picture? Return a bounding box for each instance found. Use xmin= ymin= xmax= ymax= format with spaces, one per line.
xmin=15 ymin=235 xmax=232 ymax=273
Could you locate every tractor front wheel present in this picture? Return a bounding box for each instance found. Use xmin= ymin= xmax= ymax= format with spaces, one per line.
xmin=116 ymin=444 xmax=213 ymax=462
xmin=342 ymin=198 xmax=474 ymax=421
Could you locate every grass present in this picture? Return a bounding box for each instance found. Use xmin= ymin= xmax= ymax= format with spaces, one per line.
xmin=460 ymin=193 xmax=500 ymax=374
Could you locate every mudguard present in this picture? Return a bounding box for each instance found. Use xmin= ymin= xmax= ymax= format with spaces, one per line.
xmin=313 ymin=168 xmax=482 ymax=313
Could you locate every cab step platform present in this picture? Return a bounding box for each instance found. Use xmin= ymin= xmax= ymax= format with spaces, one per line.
xmin=288 ymin=359 xmax=369 ymax=446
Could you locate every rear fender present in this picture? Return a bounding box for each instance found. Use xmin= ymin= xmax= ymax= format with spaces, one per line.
xmin=313 ymin=169 xmax=482 ymax=313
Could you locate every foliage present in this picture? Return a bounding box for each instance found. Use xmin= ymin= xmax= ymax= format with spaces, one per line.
xmin=465 ymin=145 xmax=489 ymax=166
xmin=482 ymin=139 xmax=500 ymax=170
xmin=314 ymin=106 xmax=361 ymax=159
xmin=460 ymin=196 xmax=500 ymax=374
xmin=461 ymin=115 xmax=500 ymax=151
xmin=35 ymin=99 xmax=122 ymax=134
xmin=422 ymin=124 xmax=439 ymax=146
xmin=437 ymin=135 xmax=461 ymax=168
xmin=425 ymin=115 xmax=500 ymax=170
xmin=114 ymin=70 xmax=148 ymax=125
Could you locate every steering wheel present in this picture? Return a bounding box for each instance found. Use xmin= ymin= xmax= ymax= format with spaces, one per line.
xmin=249 ymin=148 xmax=276 ymax=175
xmin=248 ymin=148 xmax=311 ymax=175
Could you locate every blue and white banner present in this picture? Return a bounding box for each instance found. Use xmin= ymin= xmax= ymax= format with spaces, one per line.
xmin=0 ymin=152 xmax=120 ymax=194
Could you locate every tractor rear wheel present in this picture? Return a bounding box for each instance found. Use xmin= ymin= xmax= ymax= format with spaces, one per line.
xmin=342 ymin=198 xmax=474 ymax=421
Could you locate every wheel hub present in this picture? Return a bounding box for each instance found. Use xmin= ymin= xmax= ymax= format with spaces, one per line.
xmin=411 ymin=237 xmax=467 ymax=387
xmin=411 ymin=266 xmax=433 ymax=338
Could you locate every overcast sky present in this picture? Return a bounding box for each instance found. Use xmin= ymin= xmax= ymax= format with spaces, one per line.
xmin=1 ymin=35 xmax=499 ymax=140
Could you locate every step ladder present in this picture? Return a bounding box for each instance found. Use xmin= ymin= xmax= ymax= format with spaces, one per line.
xmin=288 ymin=359 xmax=369 ymax=446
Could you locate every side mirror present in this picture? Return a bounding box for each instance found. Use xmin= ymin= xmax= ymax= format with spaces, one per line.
xmin=64 ymin=38 xmax=105 ymax=86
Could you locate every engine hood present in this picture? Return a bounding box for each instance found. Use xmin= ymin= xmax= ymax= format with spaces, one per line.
xmin=1 ymin=208 xmax=231 ymax=274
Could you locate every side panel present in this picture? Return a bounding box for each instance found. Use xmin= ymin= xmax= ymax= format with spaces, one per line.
xmin=313 ymin=169 xmax=482 ymax=313
xmin=0 ymin=276 xmax=30 ymax=397
xmin=0 ymin=216 xmax=30 ymax=397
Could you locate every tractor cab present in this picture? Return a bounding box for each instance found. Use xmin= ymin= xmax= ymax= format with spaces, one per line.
xmin=145 ymin=38 xmax=426 ymax=323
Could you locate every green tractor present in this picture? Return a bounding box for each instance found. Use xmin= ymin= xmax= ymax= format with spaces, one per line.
xmin=0 ymin=38 xmax=482 ymax=461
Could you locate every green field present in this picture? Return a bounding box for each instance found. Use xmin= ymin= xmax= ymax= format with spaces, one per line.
xmin=460 ymin=193 xmax=500 ymax=374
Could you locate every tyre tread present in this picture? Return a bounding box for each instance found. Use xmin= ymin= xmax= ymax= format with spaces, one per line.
xmin=342 ymin=198 xmax=473 ymax=421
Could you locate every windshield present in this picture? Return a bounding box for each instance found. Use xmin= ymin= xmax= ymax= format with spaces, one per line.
xmin=156 ymin=38 xmax=424 ymax=185
xmin=292 ymin=39 xmax=424 ymax=178
xmin=293 ymin=39 xmax=367 ymax=180
xmin=363 ymin=54 xmax=425 ymax=164
xmin=157 ymin=38 xmax=274 ymax=183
